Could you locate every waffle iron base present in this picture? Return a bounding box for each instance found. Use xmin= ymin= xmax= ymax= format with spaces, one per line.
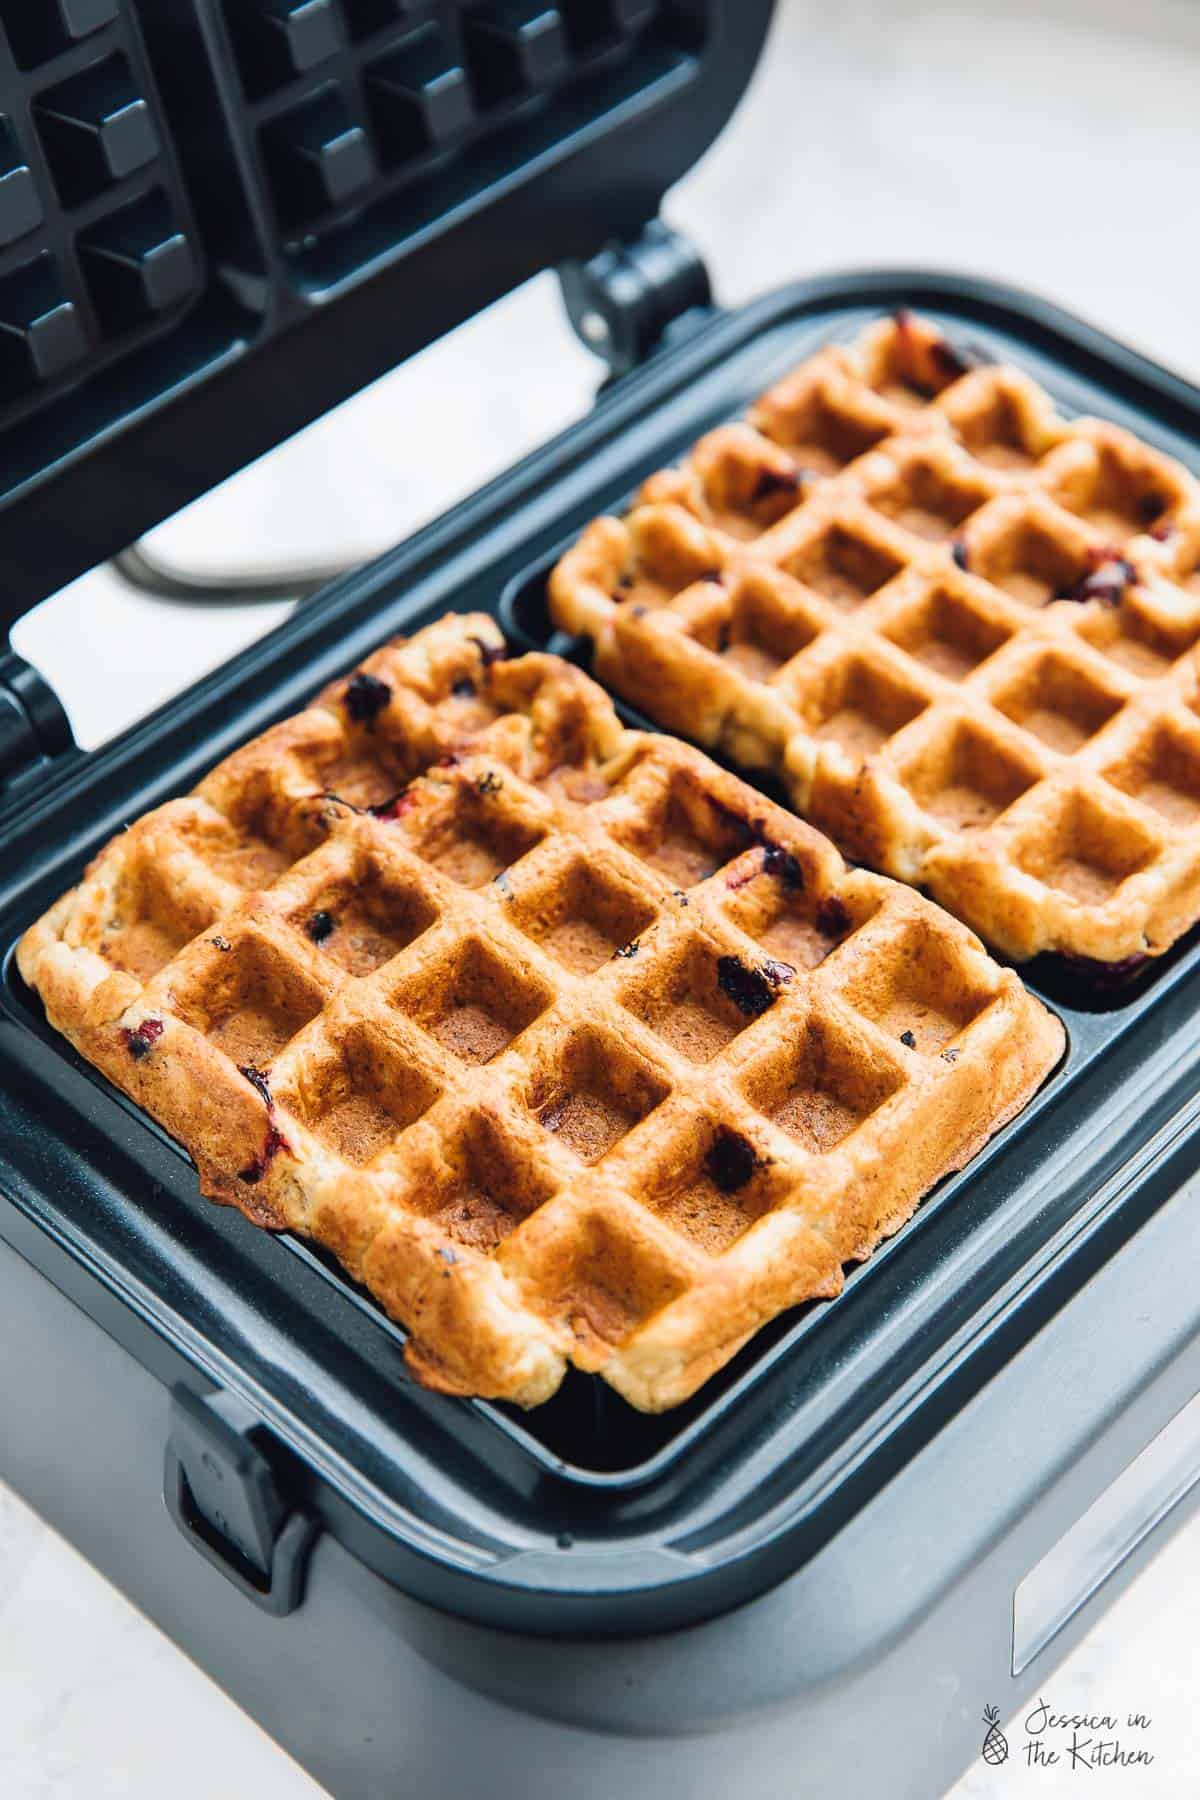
xmin=3 ymin=271 xmax=1200 ymax=1798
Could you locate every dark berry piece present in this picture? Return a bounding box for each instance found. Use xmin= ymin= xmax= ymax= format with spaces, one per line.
xmin=615 ymin=572 xmax=635 ymax=591
xmin=615 ymin=939 xmax=640 ymax=959
xmin=306 ymin=910 xmax=335 ymax=944
xmin=476 ymin=769 xmax=503 ymax=796
xmin=717 ymin=956 xmax=777 ymax=1017
xmin=1060 ymin=556 xmax=1136 ymax=606
xmin=941 ymin=1047 xmax=959 ymax=1063
xmin=928 ymin=332 xmax=990 ymax=383
xmin=369 ymin=787 xmax=417 ymax=822
xmin=750 ymin=465 xmax=802 ymax=504
xmin=210 ymin=934 xmax=231 ymax=952
xmin=344 ymin=671 xmax=391 ymax=726
xmin=705 ymin=1126 xmax=760 ymax=1194
xmin=469 ymin=633 xmax=506 ymax=668
xmin=236 ymin=1066 xmax=289 ymax=1182
xmin=122 ymin=1017 xmax=164 ymax=1061
xmin=763 ymin=843 xmax=804 ymax=888
xmin=317 ymin=788 xmax=364 ymax=816
xmin=1137 ymin=491 xmax=1167 ymax=526
xmin=452 ymin=677 xmax=477 ymax=698
xmin=899 ymin=1029 xmax=917 ymax=1049
xmin=239 ymin=1062 xmax=272 ymax=1105
xmin=951 ymin=539 xmax=970 ymax=572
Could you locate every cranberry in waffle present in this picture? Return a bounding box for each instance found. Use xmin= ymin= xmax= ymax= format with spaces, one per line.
xmin=18 ymin=613 xmax=1063 ymax=1411
xmin=549 ymin=311 xmax=1200 ymax=965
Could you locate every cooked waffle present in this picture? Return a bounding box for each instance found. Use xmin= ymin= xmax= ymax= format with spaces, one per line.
xmin=550 ymin=311 xmax=1200 ymax=965
xmin=18 ymin=613 xmax=1063 ymax=1411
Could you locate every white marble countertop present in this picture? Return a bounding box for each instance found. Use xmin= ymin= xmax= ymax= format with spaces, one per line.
xmin=5 ymin=2 xmax=1200 ymax=1792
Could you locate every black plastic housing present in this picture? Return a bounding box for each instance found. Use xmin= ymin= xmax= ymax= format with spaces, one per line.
xmin=0 ymin=0 xmax=772 ymax=618
xmin=3 ymin=273 xmax=1200 ymax=1641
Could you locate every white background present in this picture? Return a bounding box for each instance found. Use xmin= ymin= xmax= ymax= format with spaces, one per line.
xmin=4 ymin=1 xmax=1200 ymax=1793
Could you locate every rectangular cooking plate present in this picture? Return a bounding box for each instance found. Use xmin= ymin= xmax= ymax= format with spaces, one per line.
xmin=5 ymin=287 xmax=1200 ymax=1504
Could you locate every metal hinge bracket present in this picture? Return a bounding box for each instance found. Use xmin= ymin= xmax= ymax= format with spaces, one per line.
xmin=557 ymin=219 xmax=713 ymax=380
xmin=0 ymin=648 xmax=73 ymax=789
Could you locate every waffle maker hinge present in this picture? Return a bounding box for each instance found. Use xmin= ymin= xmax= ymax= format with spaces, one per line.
xmin=0 ymin=648 xmax=74 ymax=791
xmin=557 ymin=219 xmax=713 ymax=380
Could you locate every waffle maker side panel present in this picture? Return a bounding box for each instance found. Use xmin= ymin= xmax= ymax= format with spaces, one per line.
xmin=3 ymin=1096 xmax=1199 ymax=1800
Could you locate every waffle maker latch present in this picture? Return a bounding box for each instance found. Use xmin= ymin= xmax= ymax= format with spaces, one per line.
xmin=164 ymin=1384 xmax=318 ymax=1617
xmin=557 ymin=219 xmax=713 ymax=380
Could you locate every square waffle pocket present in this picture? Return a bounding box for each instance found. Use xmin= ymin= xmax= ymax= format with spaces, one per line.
xmin=18 ymin=612 xmax=1063 ymax=1411
xmin=549 ymin=310 xmax=1200 ymax=966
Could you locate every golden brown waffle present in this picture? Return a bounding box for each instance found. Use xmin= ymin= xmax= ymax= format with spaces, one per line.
xmin=550 ymin=311 xmax=1200 ymax=964
xmin=18 ymin=613 xmax=1063 ymax=1411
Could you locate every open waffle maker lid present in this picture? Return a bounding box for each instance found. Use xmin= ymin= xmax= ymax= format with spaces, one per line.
xmin=0 ymin=0 xmax=773 ymax=624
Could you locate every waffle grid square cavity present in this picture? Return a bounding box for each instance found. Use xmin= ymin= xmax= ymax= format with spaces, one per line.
xmin=18 ymin=612 xmax=1062 ymax=1411
xmin=549 ymin=311 xmax=1200 ymax=965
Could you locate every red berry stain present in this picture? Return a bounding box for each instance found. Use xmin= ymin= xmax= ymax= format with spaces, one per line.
xmin=123 ymin=1017 xmax=165 ymax=1061
xmin=369 ymin=787 xmax=419 ymax=822
xmin=236 ymin=1063 xmax=291 ymax=1183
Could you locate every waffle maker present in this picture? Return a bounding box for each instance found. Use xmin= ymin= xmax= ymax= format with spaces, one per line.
xmin=2 ymin=5 xmax=1200 ymax=1797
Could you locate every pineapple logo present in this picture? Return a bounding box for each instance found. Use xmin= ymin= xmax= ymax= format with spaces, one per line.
xmin=981 ymin=1705 xmax=1009 ymax=1766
